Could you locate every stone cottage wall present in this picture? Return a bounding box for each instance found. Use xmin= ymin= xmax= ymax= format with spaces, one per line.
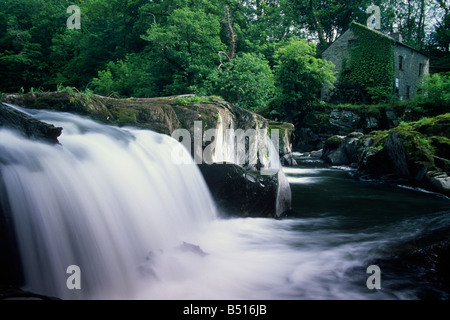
xmin=393 ymin=44 xmax=430 ymax=101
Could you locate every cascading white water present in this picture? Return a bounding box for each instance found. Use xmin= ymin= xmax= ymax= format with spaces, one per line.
xmin=0 ymin=106 xmax=217 ymax=299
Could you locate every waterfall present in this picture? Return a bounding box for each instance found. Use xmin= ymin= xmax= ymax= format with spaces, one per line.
xmin=3 ymin=106 xmax=447 ymax=301
xmin=0 ymin=106 xmax=217 ymax=299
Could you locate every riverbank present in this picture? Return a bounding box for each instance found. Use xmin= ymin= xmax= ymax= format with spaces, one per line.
xmin=319 ymin=114 xmax=450 ymax=197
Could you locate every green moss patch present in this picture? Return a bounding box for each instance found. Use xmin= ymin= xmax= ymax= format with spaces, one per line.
xmin=324 ymin=135 xmax=345 ymax=150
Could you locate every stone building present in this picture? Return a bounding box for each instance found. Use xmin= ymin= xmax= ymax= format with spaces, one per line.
xmin=322 ymin=22 xmax=430 ymax=102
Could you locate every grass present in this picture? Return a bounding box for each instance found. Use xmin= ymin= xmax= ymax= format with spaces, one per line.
xmin=169 ymin=95 xmax=223 ymax=106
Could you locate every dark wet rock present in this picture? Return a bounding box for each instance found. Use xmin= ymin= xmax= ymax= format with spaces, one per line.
xmin=197 ymin=163 xmax=291 ymax=218
xmin=0 ymin=177 xmax=24 ymax=290
xmin=321 ymin=132 xmax=363 ymax=166
xmin=280 ymin=153 xmax=298 ymax=166
xmin=0 ymin=102 xmax=62 ymax=143
xmin=329 ymin=109 xmax=361 ymax=129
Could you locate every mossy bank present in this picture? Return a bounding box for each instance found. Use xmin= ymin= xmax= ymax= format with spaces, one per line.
xmin=322 ymin=113 xmax=450 ymax=196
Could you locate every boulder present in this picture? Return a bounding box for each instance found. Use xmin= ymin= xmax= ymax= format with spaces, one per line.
xmin=427 ymin=172 xmax=450 ymax=196
xmin=310 ymin=149 xmax=323 ymax=158
xmin=197 ymin=163 xmax=292 ymax=218
xmin=321 ymin=132 xmax=363 ymax=166
xmin=384 ymin=131 xmax=410 ymax=178
xmin=329 ymin=109 xmax=361 ymax=129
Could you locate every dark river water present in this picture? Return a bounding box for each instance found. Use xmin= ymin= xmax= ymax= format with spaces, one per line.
xmin=285 ymin=154 xmax=450 ymax=300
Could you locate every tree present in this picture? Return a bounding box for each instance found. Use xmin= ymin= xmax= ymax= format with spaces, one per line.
xmin=272 ymin=38 xmax=335 ymax=118
xmin=380 ymin=0 xmax=429 ymax=50
xmin=425 ymin=0 xmax=450 ymax=73
xmin=141 ymin=6 xmax=225 ymax=95
xmin=415 ymin=72 xmax=450 ymax=109
xmin=203 ymin=52 xmax=276 ymax=110
xmin=285 ymin=0 xmax=372 ymax=53
xmin=49 ymin=0 xmax=150 ymax=89
xmin=0 ymin=0 xmax=68 ymax=91
xmin=90 ymin=52 xmax=161 ymax=98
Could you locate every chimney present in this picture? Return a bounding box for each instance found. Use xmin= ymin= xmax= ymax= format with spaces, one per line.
xmin=390 ymin=32 xmax=403 ymax=43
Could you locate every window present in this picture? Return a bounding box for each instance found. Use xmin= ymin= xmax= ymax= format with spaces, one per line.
xmin=419 ymin=63 xmax=423 ymax=76
xmin=395 ymin=78 xmax=400 ymax=96
xmin=399 ymin=56 xmax=404 ymax=70
xmin=406 ymin=86 xmax=411 ymax=100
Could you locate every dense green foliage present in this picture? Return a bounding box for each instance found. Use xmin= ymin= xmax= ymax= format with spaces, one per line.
xmin=341 ymin=22 xmax=395 ymax=104
xmin=203 ymin=53 xmax=276 ymax=110
xmin=272 ymin=38 xmax=336 ymax=117
xmin=415 ymin=72 xmax=450 ymax=108
xmin=0 ymin=0 xmax=448 ymax=116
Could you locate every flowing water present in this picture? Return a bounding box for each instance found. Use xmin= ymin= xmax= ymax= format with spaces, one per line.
xmin=1 ymin=106 xmax=449 ymax=300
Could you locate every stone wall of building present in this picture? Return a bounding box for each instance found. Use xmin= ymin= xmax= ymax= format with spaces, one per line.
xmin=393 ymin=44 xmax=430 ymax=101
xmin=321 ymin=29 xmax=355 ymax=101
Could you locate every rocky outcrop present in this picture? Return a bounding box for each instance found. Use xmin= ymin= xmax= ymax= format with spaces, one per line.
xmin=2 ymin=92 xmax=294 ymax=217
xmin=0 ymin=102 xmax=62 ymax=143
xmin=321 ymin=114 xmax=450 ymax=196
xmin=3 ymin=92 xmax=295 ymax=169
xmin=198 ymin=163 xmax=291 ymax=218
xmin=268 ymin=121 xmax=297 ymax=166
xmin=294 ymin=104 xmax=403 ymax=152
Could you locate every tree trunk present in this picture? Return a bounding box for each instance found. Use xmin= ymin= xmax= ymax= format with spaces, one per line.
xmin=226 ymin=6 xmax=236 ymax=61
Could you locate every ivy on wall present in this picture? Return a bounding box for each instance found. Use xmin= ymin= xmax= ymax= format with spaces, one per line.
xmin=340 ymin=22 xmax=395 ymax=104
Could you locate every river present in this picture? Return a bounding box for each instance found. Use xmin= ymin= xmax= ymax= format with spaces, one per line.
xmin=1 ymin=106 xmax=449 ymax=300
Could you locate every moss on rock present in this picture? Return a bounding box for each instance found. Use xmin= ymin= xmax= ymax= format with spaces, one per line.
xmin=356 ymin=113 xmax=450 ymax=195
xmin=324 ymin=135 xmax=345 ymax=150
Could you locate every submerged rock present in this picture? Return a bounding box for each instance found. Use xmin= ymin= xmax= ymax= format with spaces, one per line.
xmin=178 ymin=242 xmax=208 ymax=257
